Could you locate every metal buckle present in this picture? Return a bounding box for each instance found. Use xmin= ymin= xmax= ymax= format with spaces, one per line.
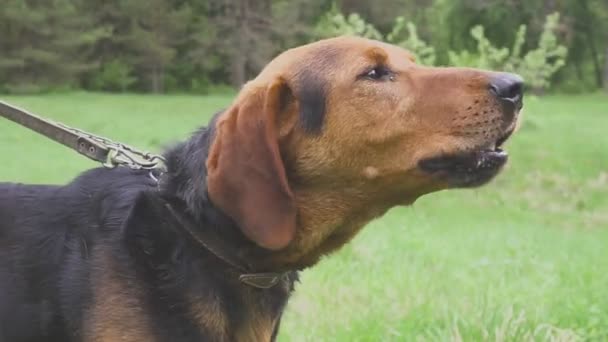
xmin=106 ymin=145 xmax=166 ymax=170
xmin=239 ymin=272 xmax=288 ymax=289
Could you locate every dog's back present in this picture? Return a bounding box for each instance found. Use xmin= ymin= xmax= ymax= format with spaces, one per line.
xmin=0 ymin=182 xmax=74 ymax=340
xmin=0 ymin=168 xmax=155 ymax=341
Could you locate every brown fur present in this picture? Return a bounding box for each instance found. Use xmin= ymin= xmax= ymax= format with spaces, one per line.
xmin=85 ymin=251 xmax=155 ymax=342
xmin=208 ymin=80 xmax=297 ymax=251
xmin=207 ymin=36 xmax=520 ymax=272
xmin=190 ymin=295 xmax=228 ymax=339
xmin=234 ymin=294 xmax=278 ymax=341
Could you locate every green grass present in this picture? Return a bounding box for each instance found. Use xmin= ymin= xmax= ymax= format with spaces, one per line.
xmin=1 ymin=92 xmax=607 ymax=341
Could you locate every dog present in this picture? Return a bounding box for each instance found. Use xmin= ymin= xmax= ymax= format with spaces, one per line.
xmin=0 ymin=36 xmax=523 ymax=341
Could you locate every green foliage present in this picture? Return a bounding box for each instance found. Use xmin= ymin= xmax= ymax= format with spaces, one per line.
xmin=90 ymin=60 xmax=136 ymax=92
xmin=0 ymin=0 xmax=605 ymax=93
xmin=448 ymin=13 xmax=568 ymax=91
xmin=387 ymin=17 xmax=436 ymax=66
xmin=448 ymin=25 xmax=510 ymax=70
xmin=164 ymin=63 xmax=211 ymax=94
xmin=314 ymin=4 xmax=382 ymax=40
xmin=315 ymin=7 xmax=436 ymax=65
xmin=508 ymin=13 xmax=568 ymax=91
xmin=0 ymin=0 xmax=110 ymax=93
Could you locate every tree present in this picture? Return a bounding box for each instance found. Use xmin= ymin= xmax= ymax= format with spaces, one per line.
xmin=80 ymin=0 xmax=134 ymax=92
xmin=206 ymin=0 xmax=275 ymax=87
xmin=0 ymin=0 xmax=606 ymax=93
xmin=119 ymin=0 xmax=191 ymax=93
xmin=604 ymin=45 xmax=608 ymax=92
xmin=575 ymin=0 xmax=604 ymax=88
xmin=166 ymin=0 xmax=218 ymax=93
xmin=0 ymin=0 xmax=108 ymax=93
xmin=553 ymin=0 xmax=608 ymax=91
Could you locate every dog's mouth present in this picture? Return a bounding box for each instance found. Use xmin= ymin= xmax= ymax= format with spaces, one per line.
xmin=418 ymin=129 xmax=514 ymax=188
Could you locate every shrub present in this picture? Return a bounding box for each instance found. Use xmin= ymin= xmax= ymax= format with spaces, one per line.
xmin=314 ymin=4 xmax=382 ymax=40
xmin=314 ymin=7 xmax=567 ymax=91
xmin=387 ymin=17 xmax=436 ymax=66
xmin=448 ymin=13 xmax=567 ymax=92
xmin=448 ymin=25 xmax=510 ymax=70
xmin=314 ymin=7 xmax=436 ymax=66
xmin=90 ymin=59 xmax=136 ymax=92
xmin=507 ymin=13 xmax=567 ymax=91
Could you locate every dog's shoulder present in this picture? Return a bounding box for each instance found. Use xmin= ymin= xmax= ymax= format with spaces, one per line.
xmin=0 ymin=167 xmax=161 ymax=341
xmin=0 ymin=167 xmax=157 ymax=234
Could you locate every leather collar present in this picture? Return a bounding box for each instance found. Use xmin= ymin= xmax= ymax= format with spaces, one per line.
xmin=163 ymin=202 xmax=290 ymax=289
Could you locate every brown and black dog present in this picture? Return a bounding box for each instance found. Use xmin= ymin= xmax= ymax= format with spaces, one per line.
xmin=0 ymin=36 xmax=523 ymax=341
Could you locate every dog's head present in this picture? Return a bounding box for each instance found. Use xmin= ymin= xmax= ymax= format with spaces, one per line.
xmin=207 ymin=37 xmax=523 ymax=266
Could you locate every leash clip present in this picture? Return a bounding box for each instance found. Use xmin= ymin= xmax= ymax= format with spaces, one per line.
xmin=239 ymin=272 xmax=289 ymax=289
xmin=73 ymin=130 xmax=166 ymax=171
xmin=104 ymin=144 xmax=167 ymax=171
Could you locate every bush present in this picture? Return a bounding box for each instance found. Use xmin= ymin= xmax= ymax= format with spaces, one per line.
xmin=448 ymin=13 xmax=567 ymax=92
xmin=165 ymin=62 xmax=213 ymax=94
xmin=387 ymin=17 xmax=436 ymax=66
xmin=448 ymin=25 xmax=510 ymax=70
xmin=314 ymin=4 xmax=382 ymax=40
xmin=508 ymin=13 xmax=567 ymax=91
xmin=314 ymin=7 xmax=436 ymax=66
xmin=313 ymin=7 xmax=568 ymax=92
xmin=90 ymin=59 xmax=136 ymax=92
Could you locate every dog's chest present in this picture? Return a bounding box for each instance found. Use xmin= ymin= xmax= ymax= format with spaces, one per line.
xmin=233 ymin=279 xmax=294 ymax=341
xmin=233 ymin=313 xmax=278 ymax=342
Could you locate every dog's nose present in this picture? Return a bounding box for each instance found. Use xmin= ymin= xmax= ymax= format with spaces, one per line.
xmin=489 ymin=73 xmax=524 ymax=110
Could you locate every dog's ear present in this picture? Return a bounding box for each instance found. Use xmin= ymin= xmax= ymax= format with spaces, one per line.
xmin=207 ymin=79 xmax=296 ymax=251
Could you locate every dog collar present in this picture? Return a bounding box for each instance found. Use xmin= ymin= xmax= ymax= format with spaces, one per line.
xmin=164 ymin=202 xmax=290 ymax=289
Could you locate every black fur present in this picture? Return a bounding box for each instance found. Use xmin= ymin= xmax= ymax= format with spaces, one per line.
xmin=296 ymin=71 xmax=327 ymax=134
xmin=293 ymin=46 xmax=343 ymax=134
xmin=0 ymin=118 xmax=298 ymax=341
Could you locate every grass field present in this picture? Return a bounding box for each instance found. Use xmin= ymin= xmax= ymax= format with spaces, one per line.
xmin=1 ymin=92 xmax=607 ymax=341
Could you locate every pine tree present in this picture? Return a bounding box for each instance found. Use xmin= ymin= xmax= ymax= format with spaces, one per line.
xmin=118 ymin=0 xmax=191 ymax=93
xmin=0 ymin=0 xmax=108 ymax=93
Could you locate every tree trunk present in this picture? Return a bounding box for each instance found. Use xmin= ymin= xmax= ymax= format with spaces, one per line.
xmin=580 ymin=0 xmax=603 ymax=88
xmin=604 ymin=45 xmax=608 ymax=92
xmin=159 ymin=65 xmax=165 ymax=93
xmin=230 ymin=42 xmax=246 ymax=87
xmin=587 ymin=34 xmax=603 ymax=88
xmin=151 ymin=67 xmax=159 ymax=93
xmin=229 ymin=0 xmax=248 ymax=87
xmin=151 ymin=66 xmax=164 ymax=93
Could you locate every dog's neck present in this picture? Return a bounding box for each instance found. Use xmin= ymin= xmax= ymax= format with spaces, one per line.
xmin=160 ymin=125 xmax=281 ymax=271
xmin=159 ymin=123 xmax=396 ymax=272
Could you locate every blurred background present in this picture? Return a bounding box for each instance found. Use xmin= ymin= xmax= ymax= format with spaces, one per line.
xmin=1 ymin=1 xmax=608 ymax=341
xmin=0 ymin=0 xmax=607 ymax=94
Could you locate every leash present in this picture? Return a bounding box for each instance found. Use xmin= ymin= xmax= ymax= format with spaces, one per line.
xmin=0 ymin=100 xmax=289 ymax=289
xmin=0 ymin=100 xmax=166 ymax=171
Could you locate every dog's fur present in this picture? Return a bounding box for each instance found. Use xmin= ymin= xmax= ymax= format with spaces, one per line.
xmin=0 ymin=36 xmax=522 ymax=341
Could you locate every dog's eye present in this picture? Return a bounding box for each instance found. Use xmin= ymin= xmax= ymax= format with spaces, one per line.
xmin=363 ymin=66 xmax=393 ymax=81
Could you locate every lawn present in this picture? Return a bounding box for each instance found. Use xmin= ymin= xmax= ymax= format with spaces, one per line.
xmin=1 ymin=92 xmax=607 ymax=341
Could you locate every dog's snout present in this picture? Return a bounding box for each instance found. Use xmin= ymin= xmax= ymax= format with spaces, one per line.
xmin=489 ymin=73 xmax=524 ymax=110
